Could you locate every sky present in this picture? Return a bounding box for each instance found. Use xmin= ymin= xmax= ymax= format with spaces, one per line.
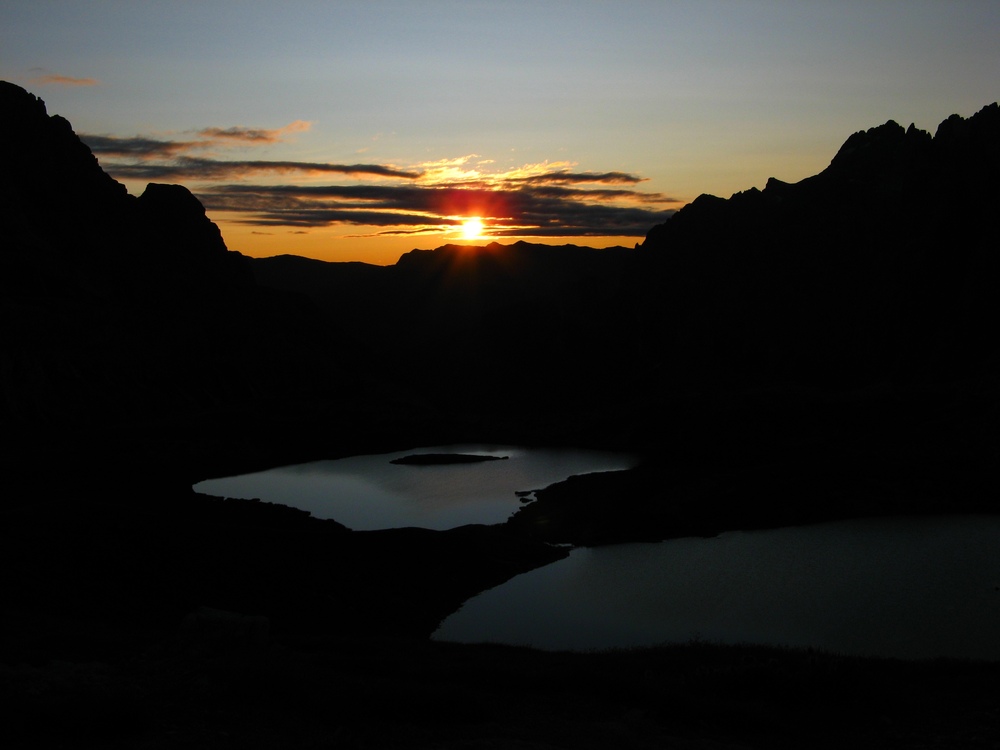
xmin=2 ymin=1 xmax=998 ymax=265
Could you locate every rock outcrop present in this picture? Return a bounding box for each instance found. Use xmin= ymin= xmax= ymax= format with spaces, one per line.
xmin=0 ymin=82 xmax=352 ymax=484
xmin=637 ymin=103 xmax=1000 ymax=391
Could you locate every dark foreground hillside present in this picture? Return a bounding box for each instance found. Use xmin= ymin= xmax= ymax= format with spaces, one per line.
xmin=3 ymin=81 xmax=1000 ymax=747
xmin=6 ymin=632 xmax=1000 ymax=749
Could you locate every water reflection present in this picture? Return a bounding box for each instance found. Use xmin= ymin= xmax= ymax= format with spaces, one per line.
xmin=193 ymin=444 xmax=637 ymax=530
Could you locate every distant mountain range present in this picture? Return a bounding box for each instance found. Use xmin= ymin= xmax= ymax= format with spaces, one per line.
xmin=249 ymin=105 xmax=1000 ymax=463
xmin=2 ymin=79 xmax=998 ymax=513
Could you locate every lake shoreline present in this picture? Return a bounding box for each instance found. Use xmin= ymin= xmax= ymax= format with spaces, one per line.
xmin=437 ymin=513 xmax=1000 ymax=660
xmin=6 ymin=399 xmax=999 ymax=747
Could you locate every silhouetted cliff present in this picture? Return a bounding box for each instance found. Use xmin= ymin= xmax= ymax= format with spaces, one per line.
xmin=4 ymin=83 xmax=1000 ymax=749
xmin=638 ymin=104 xmax=1000 ymax=391
xmin=3 ymin=79 xmax=998 ymax=530
xmin=0 ymin=82 xmax=360 ymax=483
xmin=0 ymin=82 xmax=565 ymax=661
xmin=507 ymin=104 xmax=1000 ymax=544
xmin=251 ymin=105 xmax=1000 ymax=424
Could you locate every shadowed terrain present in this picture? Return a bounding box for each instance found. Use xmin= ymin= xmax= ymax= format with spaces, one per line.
xmin=3 ymin=80 xmax=999 ymax=746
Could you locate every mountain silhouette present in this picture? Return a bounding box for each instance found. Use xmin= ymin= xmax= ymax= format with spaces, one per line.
xmin=0 ymin=81 xmax=374 ymax=485
xmin=249 ymin=100 xmax=1000 ymax=543
xmin=3 ymin=80 xmax=1000 ymax=748
xmin=3 ymin=79 xmax=997 ymax=536
xmin=637 ymin=104 xmax=1000 ymax=390
xmin=250 ymin=240 xmax=639 ymax=436
xmin=509 ymin=104 xmax=1000 ymax=544
xmin=250 ymin=106 xmax=1000 ymax=417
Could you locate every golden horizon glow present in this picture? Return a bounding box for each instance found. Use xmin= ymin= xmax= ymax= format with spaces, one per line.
xmin=460 ymin=216 xmax=485 ymax=241
xmin=219 ymin=217 xmax=651 ymax=265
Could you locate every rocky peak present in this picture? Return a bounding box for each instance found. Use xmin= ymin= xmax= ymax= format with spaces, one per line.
xmin=0 ymin=81 xmax=131 ymax=228
xmin=826 ymin=119 xmax=932 ymax=177
xmin=642 ymin=103 xmax=999 ymax=252
xmin=0 ymin=80 xmax=249 ymax=286
xmin=136 ymin=182 xmax=230 ymax=259
xmin=0 ymin=80 xmax=49 ymax=125
xmin=935 ymin=102 xmax=1000 ymax=145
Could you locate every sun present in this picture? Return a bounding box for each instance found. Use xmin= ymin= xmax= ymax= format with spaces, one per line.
xmin=460 ymin=216 xmax=485 ymax=241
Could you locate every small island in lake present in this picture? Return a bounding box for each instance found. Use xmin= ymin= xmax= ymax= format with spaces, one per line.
xmin=391 ymin=453 xmax=510 ymax=465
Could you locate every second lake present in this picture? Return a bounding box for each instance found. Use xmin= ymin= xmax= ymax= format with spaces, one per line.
xmin=433 ymin=514 xmax=1000 ymax=660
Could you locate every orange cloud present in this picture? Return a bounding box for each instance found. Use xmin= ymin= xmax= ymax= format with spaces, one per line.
xmin=31 ymin=74 xmax=100 ymax=87
xmin=198 ymin=120 xmax=313 ymax=144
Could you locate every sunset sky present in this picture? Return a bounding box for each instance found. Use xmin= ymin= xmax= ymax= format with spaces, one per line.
xmin=3 ymin=1 xmax=998 ymax=265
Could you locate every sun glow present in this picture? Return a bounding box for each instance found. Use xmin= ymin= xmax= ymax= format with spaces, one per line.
xmin=460 ymin=216 xmax=485 ymax=240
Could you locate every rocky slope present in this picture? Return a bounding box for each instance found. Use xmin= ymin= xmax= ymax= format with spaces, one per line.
xmin=638 ymin=104 xmax=1000 ymax=391
xmin=507 ymin=105 xmax=1000 ymax=544
xmin=0 ymin=80 xmax=564 ymax=655
xmin=3 ymin=81 xmax=1000 ymax=749
xmin=0 ymin=81 xmax=376 ymax=487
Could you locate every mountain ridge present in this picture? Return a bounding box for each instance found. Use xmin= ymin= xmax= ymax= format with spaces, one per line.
xmin=3 ymin=78 xmax=998 ymax=527
xmin=4 ymin=79 xmax=998 ymax=480
xmin=3 ymin=81 xmax=1000 ymax=748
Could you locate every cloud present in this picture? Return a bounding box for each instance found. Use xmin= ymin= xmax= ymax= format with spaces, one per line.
xmin=100 ymin=156 xmax=422 ymax=181
xmin=80 ymin=126 xmax=675 ymax=239
xmin=197 ymin=120 xmax=312 ymax=144
xmin=514 ymin=184 xmax=678 ymax=204
xmin=354 ymin=227 xmax=445 ymax=237
xmin=31 ymin=74 xmax=100 ymax=87
xmin=81 ymin=131 xmax=421 ymax=180
xmin=80 ymin=120 xmax=315 ymax=161
xmin=81 ymin=135 xmax=211 ymax=159
xmin=414 ymin=159 xmax=650 ymax=191
xmin=516 ymin=170 xmax=645 ymax=185
xmin=195 ymin=181 xmax=677 ymax=237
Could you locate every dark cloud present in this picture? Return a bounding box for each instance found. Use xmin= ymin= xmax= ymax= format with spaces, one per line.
xmin=366 ymin=227 xmax=446 ymax=237
xmin=199 ymin=126 xmax=280 ymax=142
xmin=100 ymin=156 xmax=422 ymax=181
xmin=196 ymin=182 xmax=675 ymax=236
xmin=515 ymin=170 xmax=644 ymax=185
xmin=82 ymin=120 xmax=313 ymax=158
xmin=218 ymin=208 xmax=447 ymax=229
xmin=81 ymin=134 xmax=207 ymax=159
xmin=82 ymin=129 xmax=673 ymax=238
xmin=517 ymin=184 xmax=680 ymax=204
xmin=198 ymin=120 xmax=311 ymax=143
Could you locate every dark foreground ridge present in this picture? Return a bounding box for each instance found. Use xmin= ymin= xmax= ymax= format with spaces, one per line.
xmin=7 ymin=632 xmax=1000 ymax=748
xmin=2 ymin=80 xmax=1000 ymax=746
